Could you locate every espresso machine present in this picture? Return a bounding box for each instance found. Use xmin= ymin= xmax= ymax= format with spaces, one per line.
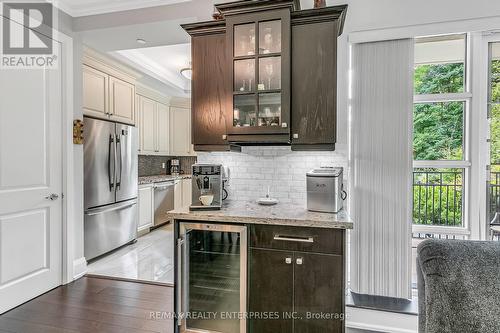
xmin=190 ymin=164 xmax=223 ymax=210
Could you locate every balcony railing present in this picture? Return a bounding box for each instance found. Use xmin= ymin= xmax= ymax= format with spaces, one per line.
xmin=413 ymin=169 xmax=463 ymax=227
xmin=490 ymin=166 xmax=500 ymax=220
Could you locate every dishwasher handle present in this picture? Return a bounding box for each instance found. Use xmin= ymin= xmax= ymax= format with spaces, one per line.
xmin=153 ymin=181 xmax=175 ymax=190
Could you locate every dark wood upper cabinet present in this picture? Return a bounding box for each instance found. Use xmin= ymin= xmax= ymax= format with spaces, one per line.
xmin=291 ymin=7 xmax=346 ymax=151
xmin=182 ymin=21 xmax=239 ymax=152
xmin=225 ymin=8 xmax=291 ymax=144
xmin=182 ymin=1 xmax=347 ymax=151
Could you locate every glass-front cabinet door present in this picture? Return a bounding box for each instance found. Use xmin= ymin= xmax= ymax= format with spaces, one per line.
xmin=177 ymin=223 xmax=247 ymax=333
xmin=228 ymin=10 xmax=290 ymax=137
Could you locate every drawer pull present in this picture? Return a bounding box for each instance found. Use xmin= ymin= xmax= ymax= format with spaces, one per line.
xmin=273 ymin=235 xmax=314 ymax=243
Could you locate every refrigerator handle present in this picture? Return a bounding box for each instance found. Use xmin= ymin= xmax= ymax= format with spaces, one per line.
xmin=108 ymin=134 xmax=115 ymax=191
xmin=116 ymin=133 xmax=122 ymax=190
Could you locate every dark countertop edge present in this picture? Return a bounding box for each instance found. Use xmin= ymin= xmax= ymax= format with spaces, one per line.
xmin=167 ymin=212 xmax=353 ymax=230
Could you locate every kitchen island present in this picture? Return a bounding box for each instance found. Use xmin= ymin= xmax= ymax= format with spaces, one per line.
xmin=168 ymin=201 xmax=352 ymax=333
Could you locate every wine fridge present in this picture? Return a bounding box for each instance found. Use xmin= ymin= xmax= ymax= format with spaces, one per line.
xmin=176 ymin=222 xmax=247 ymax=333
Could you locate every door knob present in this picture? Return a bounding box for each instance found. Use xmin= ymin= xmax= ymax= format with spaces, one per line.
xmin=296 ymin=257 xmax=303 ymax=265
xmin=285 ymin=257 xmax=292 ymax=264
xmin=45 ymin=193 xmax=59 ymax=201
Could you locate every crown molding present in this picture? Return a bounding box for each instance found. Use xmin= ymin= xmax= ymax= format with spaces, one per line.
xmin=55 ymin=0 xmax=190 ymax=18
xmin=169 ymin=96 xmax=190 ymax=109
xmin=83 ymin=46 xmax=142 ymax=83
xmin=136 ymin=83 xmax=172 ymax=105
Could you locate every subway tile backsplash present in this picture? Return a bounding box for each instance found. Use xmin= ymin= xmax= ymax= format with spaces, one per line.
xmin=197 ymin=145 xmax=348 ymax=206
xmin=138 ymin=155 xmax=197 ymax=177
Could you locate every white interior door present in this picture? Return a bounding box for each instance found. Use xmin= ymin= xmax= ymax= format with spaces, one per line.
xmin=0 ymin=42 xmax=63 ymax=313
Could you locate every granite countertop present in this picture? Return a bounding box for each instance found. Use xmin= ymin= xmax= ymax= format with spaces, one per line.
xmin=138 ymin=174 xmax=192 ymax=185
xmin=167 ymin=200 xmax=353 ymax=229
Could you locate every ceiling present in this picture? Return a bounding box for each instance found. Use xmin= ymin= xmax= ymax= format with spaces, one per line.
xmin=56 ymin=0 xmax=190 ymax=17
xmin=113 ymin=43 xmax=191 ymax=93
xmin=57 ymin=0 xmax=328 ymax=17
xmin=70 ymin=0 xmax=328 ymax=97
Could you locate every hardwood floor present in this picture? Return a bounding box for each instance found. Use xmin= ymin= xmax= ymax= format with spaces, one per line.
xmin=0 ymin=277 xmax=174 ymax=333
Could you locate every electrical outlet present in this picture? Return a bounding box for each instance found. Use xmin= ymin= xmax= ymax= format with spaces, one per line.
xmin=162 ymin=163 xmax=166 ymax=169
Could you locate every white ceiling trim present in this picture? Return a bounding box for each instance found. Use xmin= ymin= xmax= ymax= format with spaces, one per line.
xmin=53 ymin=0 xmax=190 ymax=17
xmin=114 ymin=49 xmax=190 ymax=92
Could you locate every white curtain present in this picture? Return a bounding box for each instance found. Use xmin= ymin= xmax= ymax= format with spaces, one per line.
xmin=350 ymin=39 xmax=414 ymax=299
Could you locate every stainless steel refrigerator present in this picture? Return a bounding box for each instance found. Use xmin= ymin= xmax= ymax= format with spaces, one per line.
xmin=84 ymin=117 xmax=138 ymax=261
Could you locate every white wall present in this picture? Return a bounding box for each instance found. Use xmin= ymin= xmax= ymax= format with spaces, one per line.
xmin=72 ymin=35 xmax=85 ymax=264
xmin=197 ymin=146 xmax=348 ymax=206
xmin=305 ymin=0 xmax=500 ymax=33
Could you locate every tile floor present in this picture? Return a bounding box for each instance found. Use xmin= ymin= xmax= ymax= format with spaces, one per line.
xmin=87 ymin=224 xmax=174 ymax=285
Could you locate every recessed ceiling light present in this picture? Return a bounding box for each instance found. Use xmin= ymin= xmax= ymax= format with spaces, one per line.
xmin=136 ymin=38 xmax=147 ymax=44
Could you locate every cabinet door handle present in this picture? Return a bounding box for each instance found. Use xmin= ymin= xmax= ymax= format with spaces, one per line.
xmin=274 ymin=235 xmax=314 ymax=243
xmin=285 ymin=257 xmax=292 ymax=264
xmin=296 ymin=257 xmax=303 ymax=265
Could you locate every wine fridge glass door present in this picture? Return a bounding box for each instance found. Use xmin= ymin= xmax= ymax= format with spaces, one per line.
xmin=178 ymin=223 xmax=247 ymax=333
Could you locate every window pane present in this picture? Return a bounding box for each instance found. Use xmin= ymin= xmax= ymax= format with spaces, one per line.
xmin=489 ymin=43 xmax=500 ymax=222
xmin=414 ymin=34 xmax=466 ymax=94
xmin=490 ymin=46 xmax=500 ymax=102
xmin=413 ymin=102 xmax=464 ymax=160
xmin=491 ymin=104 xmax=500 ymax=166
xmin=413 ymin=168 xmax=464 ymax=227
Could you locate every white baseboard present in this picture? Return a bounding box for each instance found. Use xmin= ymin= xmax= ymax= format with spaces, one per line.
xmin=72 ymin=257 xmax=87 ymax=280
xmin=346 ymin=307 xmax=418 ymax=333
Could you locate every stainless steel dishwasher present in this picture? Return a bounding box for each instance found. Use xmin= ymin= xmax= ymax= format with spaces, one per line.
xmin=153 ymin=180 xmax=176 ymax=226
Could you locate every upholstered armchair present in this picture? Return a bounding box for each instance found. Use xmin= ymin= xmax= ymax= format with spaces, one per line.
xmin=417 ymin=239 xmax=500 ymax=333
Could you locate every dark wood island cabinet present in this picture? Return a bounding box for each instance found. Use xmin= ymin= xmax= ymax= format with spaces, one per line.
xmin=249 ymin=224 xmax=345 ymax=333
xmin=169 ymin=201 xmax=352 ymax=333
xmin=182 ymin=0 xmax=347 ymax=151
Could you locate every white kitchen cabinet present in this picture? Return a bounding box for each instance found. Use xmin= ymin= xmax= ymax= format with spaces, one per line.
xmin=157 ymin=103 xmax=170 ymax=154
xmin=83 ymin=65 xmax=108 ymax=118
xmin=182 ymin=178 xmax=192 ymax=207
xmin=174 ymin=178 xmax=193 ymax=210
xmin=138 ymin=95 xmax=157 ymax=154
xmin=174 ymin=180 xmax=183 ymax=210
xmin=138 ymin=184 xmax=154 ymax=232
xmin=169 ymin=107 xmax=194 ymax=156
xmin=109 ymin=76 xmax=135 ymax=125
xmin=137 ymin=94 xmax=169 ymax=155
xmin=83 ymin=65 xmax=136 ymax=125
